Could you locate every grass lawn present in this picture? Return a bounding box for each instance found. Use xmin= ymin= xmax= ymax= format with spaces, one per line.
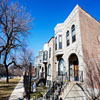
xmin=30 ymin=86 xmax=49 ymax=99
xmin=0 ymin=77 xmax=21 ymax=100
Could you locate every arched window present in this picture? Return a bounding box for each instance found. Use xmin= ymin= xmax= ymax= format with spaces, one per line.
xmin=48 ymin=64 xmax=51 ymax=76
xmin=66 ymin=30 xmax=70 ymax=46
xmin=71 ymin=25 xmax=76 ymax=42
xmin=58 ymin=59 xmax=65 ymax=76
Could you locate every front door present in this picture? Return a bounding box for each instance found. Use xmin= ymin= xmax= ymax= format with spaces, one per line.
xmin=70 ymin=64 xmax=74 ymax=81
xmin=74 ymin=65 xmax=79 ymax=81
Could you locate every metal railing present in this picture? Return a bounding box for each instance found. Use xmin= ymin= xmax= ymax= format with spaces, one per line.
xmin=44 ymin=69 xmax=84 ymax=100
xmin=23 ymin=63 xmax=32 ymax=100
xmin=44 ymin=72 xmax=59 ymax=99
xmin=63 ymin=70 xmax=84 ymax=100
xmin=38 ymin=72 xmax=45 ymax=79
xmin=24 ymin=74 xmax=31 ymax=100
xmin=44 ymin=71 xmax=69 ymax=100
xmin=79 ymin=70 xmax=83 ymax=82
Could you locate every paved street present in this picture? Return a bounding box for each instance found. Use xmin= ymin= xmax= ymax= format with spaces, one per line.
xmin=9 ymin=77 xmax=24 ymax=100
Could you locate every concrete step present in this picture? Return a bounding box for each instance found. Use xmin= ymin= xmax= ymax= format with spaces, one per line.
xmin=64 ymin=84 xmax=86 ymax=100
xmin=64 ymin=96 xmax=86 ymax=100
xmin=66 ymin=90 xmax=85 ymax=97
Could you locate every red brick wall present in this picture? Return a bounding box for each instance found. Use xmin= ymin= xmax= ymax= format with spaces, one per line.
xmin=79 ymin=7 xmax=100 ymax=89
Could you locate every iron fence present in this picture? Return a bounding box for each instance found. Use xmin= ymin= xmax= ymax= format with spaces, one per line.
xmin=23 ymin=63 xmax=32 ymax=100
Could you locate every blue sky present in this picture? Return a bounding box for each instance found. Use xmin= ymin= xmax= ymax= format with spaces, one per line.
xmin=18 ymin=0 xmax=100 ymax=57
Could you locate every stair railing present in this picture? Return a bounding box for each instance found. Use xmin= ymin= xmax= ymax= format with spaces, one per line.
xmin=79 ymin=70 xmax=83 ymax=82
xmin=60 ymin=71 xmax=70 ymax=95
xmin=44 ymin=69 xmax=70 ymax=100
xmin=43 ymin=72 xmax=60 ymax=99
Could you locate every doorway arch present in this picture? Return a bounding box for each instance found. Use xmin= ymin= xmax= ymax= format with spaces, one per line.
xmin=68 ymin=53 xmax=79 ymax=81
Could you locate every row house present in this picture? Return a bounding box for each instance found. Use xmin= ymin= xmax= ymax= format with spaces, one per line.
xmin=35 ymin=50 xmax=44 ymax=79
xmin=46 ymin=37 xmax=56 ymax=87
xmin=54 ymin=5 xmax=100 ymax=99
xmin=36 ymin=5 xmax=100 ymax=99
xmin=54 ymin=5 xmax=84 ymax=82
xmin=36 ymin=37 xmax=56 ymax=87
xmin=54 ymin=5 xmax=100 ymax=84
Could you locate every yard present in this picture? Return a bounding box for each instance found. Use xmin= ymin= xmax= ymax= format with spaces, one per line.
xmin=0 ymin=77 xmax=21 ymax=100
xmin=30 ymin=85 xmax=49 ymax=99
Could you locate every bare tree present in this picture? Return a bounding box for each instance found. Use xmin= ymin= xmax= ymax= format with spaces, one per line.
xmin=0 ymin=64 xmax=6 ymax=75
xmin=9 ymin=65 xmax=23 ymax=76
xmin=19 ymin=47 xmax=34 ymax=71
xmin=0 ymin=0 xmax=32 ymax=83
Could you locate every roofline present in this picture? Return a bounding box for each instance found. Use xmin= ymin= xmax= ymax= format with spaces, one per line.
xmin=78 ymin=5 xmax=100 ymax=24
xmin=48 ymin=36 xmax=54 ymax=43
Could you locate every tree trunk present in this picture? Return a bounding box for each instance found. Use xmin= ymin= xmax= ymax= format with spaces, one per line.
xmin=5 ymin=66 xmax=9 ymax=83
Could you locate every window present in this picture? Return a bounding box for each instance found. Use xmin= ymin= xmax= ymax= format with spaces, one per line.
xmin=49 ymin=48 xmax=51 ymax=58
xmin=55 ymin=37 xmax=57 ymax=50
xmin=72 ymin=25 xmax=76 ymax=43
xmin=48 ymin=64 xmax=51 ymax=76
xmin=58 ymin=59 xmax=65 ymax=76
xmin=43 ymin=51 xmax=48 ymax=61
xmin=98 ymin=36 xmax=100 ymax=47
xmin=98 ymin=36 xmax=100 ymax=43
xmin=39 ymin=58 xmax=41 ymax=63
xmin=42 ymin=67 xmax=44 ymax=72
xmin=59 ymin=35 xmax=62 ymax=49
xmin=66 ymin=31 xmax=70 ymax=46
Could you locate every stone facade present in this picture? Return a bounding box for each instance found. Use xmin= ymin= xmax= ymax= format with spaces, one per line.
xmin=54 ymin=5 xmax=85 ymax=82
xmin=47 ymin=37 xmax=56 ymax=87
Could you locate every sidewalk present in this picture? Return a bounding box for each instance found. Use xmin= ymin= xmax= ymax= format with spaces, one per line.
xmin=0 ymin=77 xmax=6 ymax=82
xmin=9 ymin=77 xmax=24 ymax=100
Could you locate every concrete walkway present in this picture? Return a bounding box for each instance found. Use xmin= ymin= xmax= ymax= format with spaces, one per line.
xmin=0 ymin=77 xmax=6 ymax=82
xmin=9 ymin=77 xmax=24 ymax=100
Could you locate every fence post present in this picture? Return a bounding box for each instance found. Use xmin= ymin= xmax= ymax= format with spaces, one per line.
xmin=24 ymin=72 xmax=30 ymax=100
xmin=29 ymin=62 xmax=32 ymax=93
xmin=28 ymin=74 xmax=30 ymax=100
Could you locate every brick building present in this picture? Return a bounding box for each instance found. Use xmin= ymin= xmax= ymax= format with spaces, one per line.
xmin=36 ymin=4 xmax=100 ymax=99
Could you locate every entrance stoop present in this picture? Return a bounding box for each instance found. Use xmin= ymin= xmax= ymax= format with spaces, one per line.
xmin=60 ymin=82 xmax=86 ymax=100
